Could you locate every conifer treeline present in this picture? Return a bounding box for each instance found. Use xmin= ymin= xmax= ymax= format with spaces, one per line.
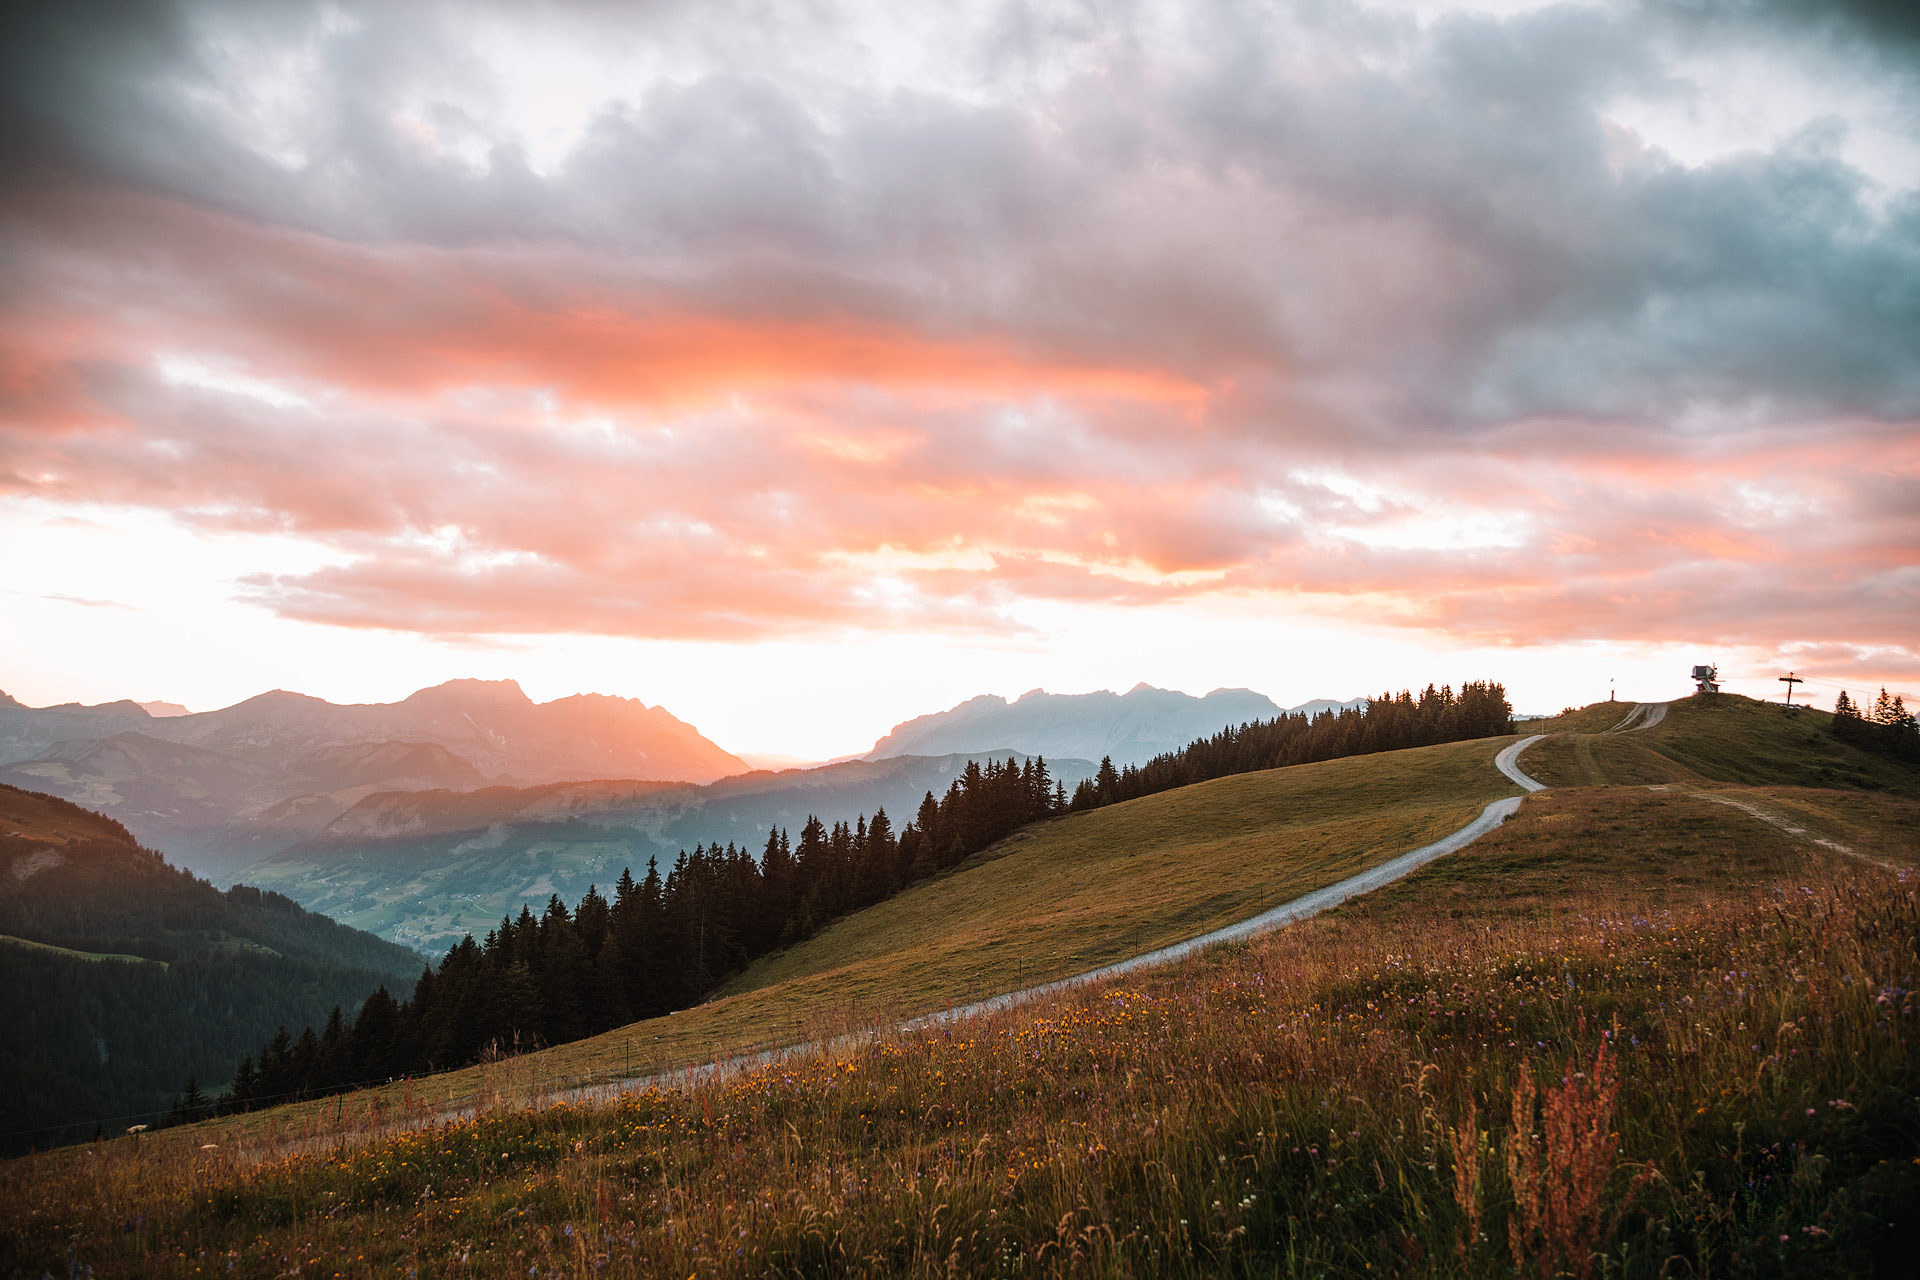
xmin=1066 ymin=681 xmax=1513 ymax=810
xmin=1832 ymin=688 xmax=1920 ymax=764
xmin=216 ymin=680 xmax=1511 ymax=1114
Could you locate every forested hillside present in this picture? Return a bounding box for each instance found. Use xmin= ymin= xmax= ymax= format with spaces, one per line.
xmin=0 ymin=786 xmax=423 ymax=1154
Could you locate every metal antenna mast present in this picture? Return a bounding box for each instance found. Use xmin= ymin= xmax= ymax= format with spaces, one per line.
xmin=1779 ymin=672 xmax=1804 ymax=708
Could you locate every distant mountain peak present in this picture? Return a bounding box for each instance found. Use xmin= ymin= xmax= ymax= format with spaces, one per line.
xmin=241 ymin=689 xmax=327 ymax=706
xmin=867 ymin=684 xmax=1286 ymax=767
xmin=545 ymin=690 xmax=651 ymax=711
xmin=0 ymin=678 xmax=747 ymax=875
xmin=1284 ymin=696 xmax=1368 ymax=717
xmin=404 ymin=678 xmax=531 ymax=706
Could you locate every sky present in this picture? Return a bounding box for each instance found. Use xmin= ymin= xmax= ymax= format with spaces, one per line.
xmin=1 ymin=0 xmax=1916 ymax=760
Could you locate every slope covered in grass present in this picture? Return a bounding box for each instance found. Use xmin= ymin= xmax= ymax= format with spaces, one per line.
xmin=457 ymin=732 xmax=1522 ymax=1087
xmin=1522 ymin=693 xmax=1920 ymax=795
xmin=5 ymin=761 xmax=1914 ymax=1278
xmin=719 ymin=734 xmax=1520 ymax=1001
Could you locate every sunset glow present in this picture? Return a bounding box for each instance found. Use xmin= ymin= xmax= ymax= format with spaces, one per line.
xmin=3 ymin=0 xmax=1916 ymax=758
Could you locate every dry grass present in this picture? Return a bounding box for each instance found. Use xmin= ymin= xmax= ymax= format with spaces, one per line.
xmin=719 ymin=735 xmax=1519 ymax=1004
xmin=6 ymin=826 xmax=1914 ymax=1278
xmin=43 ymin=736 xmax=1519 ymax=1155
xmin=1338 ymin=783 xmax=1917 ymax=927
xmin=1521 ymin=695 xmax=1920 ymax=798
xmin=9 ymin=701 xmax=1914 ymax=1276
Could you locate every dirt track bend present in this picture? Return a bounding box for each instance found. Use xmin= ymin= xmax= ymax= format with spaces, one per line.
xmin=222 ymin=735 xmax=1557 ymax=1158
xmin=558 ymin=733 xmax=1554 ymax=1104
xmin=1606 ymin=701 xmax=1667 ymax=733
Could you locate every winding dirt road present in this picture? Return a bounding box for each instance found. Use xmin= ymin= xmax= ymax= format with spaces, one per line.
xmin=563 ymin=732 xmax=1557 ymax=1100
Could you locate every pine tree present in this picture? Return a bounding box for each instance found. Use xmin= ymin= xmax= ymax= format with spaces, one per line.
xmin=589 ymin=931 xmax=632 ymax=1033
xmin=226 ymin=1055 xmax=258 ymax=1113
xmin=318 ymin=1005 xmax=350 ymax=1092
xmin=574 ymin=884 xmax=612 ymax=959
xmin=536 ymin=899 xmax=588 ymax=1046
xmin=167 ymin=1075 xmax=209 ymax=1126
xmin=857 ymin=808 xmax=897 ymax=906
xmin=258 ymin=1025 xmax=294 ymax=1101
xmin=352 ymin=986 xmax=400 ymax=1082
xmin=290 ymin=1027 xmax=321 ymax=1099
xmin=484 ymin=961 xmax=542 ymax=1054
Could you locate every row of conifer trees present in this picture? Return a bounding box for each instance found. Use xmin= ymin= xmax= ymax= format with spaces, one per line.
xmin=210 ymin=681 xmax=1513 ymax=1115
xmin=1065 ymin=681 xmax=1514 ymax=810
xmin=1831 ymin=687 xmax=1919 ymax=763
xmin=221 ymin=754 xmax=1066 ymax=1111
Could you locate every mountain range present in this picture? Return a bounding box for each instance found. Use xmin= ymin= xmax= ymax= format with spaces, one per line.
xmin=0 ymin=681 xmax=746 ymax=877
xmin=865 ymin=685 xmax=1363 ymax=766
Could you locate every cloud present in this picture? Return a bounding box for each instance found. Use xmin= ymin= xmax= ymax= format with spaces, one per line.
xmin=0 ymin=0 xmax=1914 ymax=670
xmin=32 ymin=592 xmax=136 ymax=611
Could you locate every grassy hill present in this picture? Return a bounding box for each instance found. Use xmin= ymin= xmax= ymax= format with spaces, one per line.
xmin=1522 ymin=692 xmax=1920 ymax=795
xmin=4 ymin=696 xmax=1917 ymax=1276
xmin=0 ymin=783 xmax=136 ymax=845
xmin=294 ymin=734 xmax=1527 ymax=1103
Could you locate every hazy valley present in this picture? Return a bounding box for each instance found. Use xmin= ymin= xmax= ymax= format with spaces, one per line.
xmin=242 ymin=749 xmax=1101 ymax=954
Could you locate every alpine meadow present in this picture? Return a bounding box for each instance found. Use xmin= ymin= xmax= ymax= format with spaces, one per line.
xmin=2 ymin=0 xmax=1917 ymax=1277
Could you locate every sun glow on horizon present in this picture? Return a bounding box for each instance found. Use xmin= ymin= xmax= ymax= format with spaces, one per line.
xmin=2 ymin=0 xmax=1915 ymax=757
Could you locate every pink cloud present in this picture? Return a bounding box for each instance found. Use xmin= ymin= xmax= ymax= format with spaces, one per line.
xmin=0 ymin=170 xmax=1914 ymax=679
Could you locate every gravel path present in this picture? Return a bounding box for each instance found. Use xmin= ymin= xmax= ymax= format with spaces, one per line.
xmin=561 ymin=733 xmax=1554 ymax=1102
xmin=1605 ymin=702 xmax=1668 ymax=733
xmin=1496 ymin=734 xmax=1549 ymax=791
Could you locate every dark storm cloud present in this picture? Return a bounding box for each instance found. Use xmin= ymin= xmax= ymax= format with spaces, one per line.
xmin=6 ymin=0 xmax=1914 ymax=430
xmin=1677 ymin=0 xmax=1920 ymax=62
